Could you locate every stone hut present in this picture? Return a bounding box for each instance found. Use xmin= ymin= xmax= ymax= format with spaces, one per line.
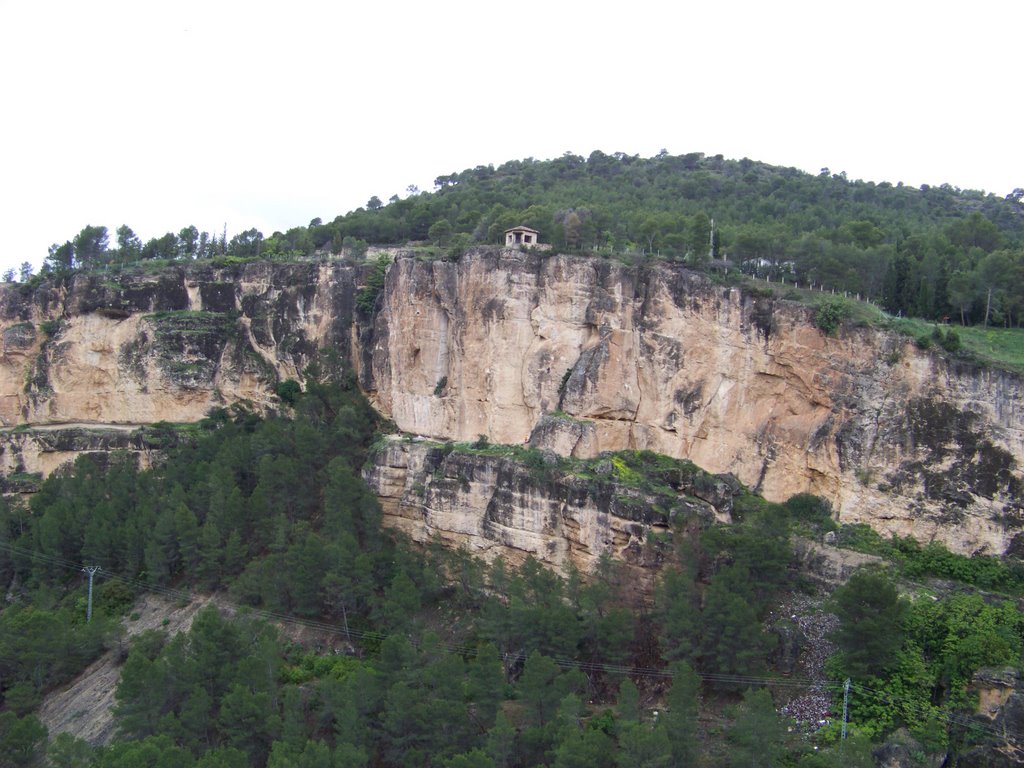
xmin=504 ymin=226 xmax=540 ymax=247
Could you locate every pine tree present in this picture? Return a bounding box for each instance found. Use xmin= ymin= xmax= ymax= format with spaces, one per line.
xmin=616 ymin=722 xmax=672 ymax=768
xmin=727 ymin=688 xmax=788 ymax=768
xmin=616 ymin=678 xmax=640 ymax=723
xmin=655 ymin=566 xmax=699 ymax=662
xmin=465 ymin=643 xmax=505 ymax=730
xmin=144 ymin=507 xmax=178 ymax=585
xmin=660 ymin=662 xmax=700 ymax=766
xmin=113 ymin=649 xmax=169 ymax=739
xmin=830 ymin=571 xmax=908 ymax=679
xmin=195 ymin=513 xmax=224 ymax=589
xmin=485 ymin=712 xmax=516 ymax=768
xmin=699 ymin=568 xmax=775 ymax=678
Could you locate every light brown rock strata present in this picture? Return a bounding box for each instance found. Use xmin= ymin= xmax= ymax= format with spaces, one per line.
xmin=367 ymin=251 xmax=1023 ymax=554
xmin=0 ymin=261 xmax=365 ymax=427
xmin=1 ymin=250 xmax=1022 ymax=556
xmin=363 ymin=437 xmax=730 ymax=580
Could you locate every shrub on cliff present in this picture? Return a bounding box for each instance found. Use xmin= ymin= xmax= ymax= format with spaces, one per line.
xmin=356 ymin=254 xmax=389 ymax=314
xmin=813 ymin=297 xmax=851 ymax=336
xmin=929 ymin=325 xmax=962 ymax=353
xmin=782 ymin=493 xmax=837 ymax=536
xmin=274 ymin=378 xmax=302 ymax=405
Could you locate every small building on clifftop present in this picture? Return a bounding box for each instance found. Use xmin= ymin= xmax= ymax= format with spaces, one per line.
xmin=504 ymin=226 xmax=540 ymax=247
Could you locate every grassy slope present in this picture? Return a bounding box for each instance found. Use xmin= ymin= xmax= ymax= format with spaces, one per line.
xmin=733 ymin=273 xmax=1024 ymax=374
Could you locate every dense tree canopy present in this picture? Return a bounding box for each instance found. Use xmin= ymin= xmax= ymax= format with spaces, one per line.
xmin=830 ymin=570 xmax=910 ymax=679
xmin=31 ymin=151 xmax=1024 ymax=327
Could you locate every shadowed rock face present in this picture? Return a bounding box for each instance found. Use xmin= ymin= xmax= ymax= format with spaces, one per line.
xmin=953 ymin=668 xmax=1024 ymax=768
xmin=0 ymin=426 xmax=168 ymax=490
xmin=1 ymin=249 xmax=1023 ymax=554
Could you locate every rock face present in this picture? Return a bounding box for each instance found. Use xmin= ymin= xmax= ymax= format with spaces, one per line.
xmin=0 ymin=262 xmax=362 ymax=428
xmin=0 ymin=425 xmax=167 ymax=491
xmin=0 ymin=261 xmax=364 ymax=476
xmin=790 ymin=538 xmax=884 ymax=587
xmin=955 ymin=668 xmax=1024 ymax=767
xmin=2 ymin=249 xmax=1023 ymax=556
xmin=36 ymin=594 xmax=222 ymax=746
xmin=366 ymin=250 xmax=1024 ymax=555
xmin=363 ymin=437 xmax=734 ymax=580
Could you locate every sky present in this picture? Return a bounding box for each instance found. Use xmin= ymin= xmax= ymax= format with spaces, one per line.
xmin=1 ymin=0 xmax=1020 ymax=276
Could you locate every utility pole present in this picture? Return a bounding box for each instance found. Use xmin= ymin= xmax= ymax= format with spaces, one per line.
xmin=341 ymin=602 xmax=351 ymax=645
xmin=841 ymin=678 xmax=851 ymax=741
xmin=83 ymin=566 xmax=100 ymax=622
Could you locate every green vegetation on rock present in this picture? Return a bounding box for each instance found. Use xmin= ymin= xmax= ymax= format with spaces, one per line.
xmin=836 ymin=524 xmax=1024 ymax=593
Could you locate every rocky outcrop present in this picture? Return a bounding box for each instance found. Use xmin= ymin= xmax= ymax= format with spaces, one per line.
xmin=0 ymin=260 xmax=364 ymax=427
xmin=954 ymin=668 xmax=1024 ymax=767
xmin=874 ymin=729 xmax=945 ymax=768
xmin=0 ymin=425 xmax=169 ymax=489
xmin=791 ymin=538 xmax=884 ymax=586
xmin=2 ymin=249 xmax=1023 ymax=556
xmin=363 ymin=437 xmax=735 ymax=580
xmin=36 ymin=594 xmax=222 ymax=746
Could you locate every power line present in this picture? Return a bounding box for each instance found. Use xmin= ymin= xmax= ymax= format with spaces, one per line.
xmin=850 ymin=680 xmax=1023 ymax=744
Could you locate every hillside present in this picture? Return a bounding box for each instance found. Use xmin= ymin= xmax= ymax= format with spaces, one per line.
xmin=0 ymin=151 xmax=1023 ymax=766
xmin=2 ymin=359 xmax=1022 ymax=768
xmin=284 ymin=152 xmax=1024 ymax=326
xmin=29 ymin=152 xmax=1024 ymax=331
xmin=1 ymin=251 xmax=1020 ymax=557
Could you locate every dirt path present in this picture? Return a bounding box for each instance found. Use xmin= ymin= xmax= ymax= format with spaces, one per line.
xmin=0 ymin=422 xmax=150 ymax=433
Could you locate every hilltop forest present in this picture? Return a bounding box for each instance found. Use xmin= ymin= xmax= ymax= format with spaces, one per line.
xmin=20 ymin=150 xmax=1024 ymax=328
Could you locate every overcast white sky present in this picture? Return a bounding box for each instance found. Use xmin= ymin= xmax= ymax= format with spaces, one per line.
xmin=0 ymin=0 xmax=1020 ymax=276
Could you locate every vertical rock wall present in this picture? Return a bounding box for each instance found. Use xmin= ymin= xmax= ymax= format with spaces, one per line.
xmin=367 ymin=250 xmax=1024 ymax=554
xmin=0 ymin=262 xmax=362 ymax=427
xmin=1 ymin=250 xmax=1021 ymax=555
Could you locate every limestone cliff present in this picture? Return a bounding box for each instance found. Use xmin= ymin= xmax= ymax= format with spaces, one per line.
xmin=366 ymin=250 xmax=1023 ymax=555
xmin=2 ymin=249 xmax=1022 ymax=557
xmin=0 ymin=261 xmax=361 ymax=427
xmin=0 ymin=424 xmax=168 ymax=490
xmin=958 ymin=668 xmax=1024 ymax=767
